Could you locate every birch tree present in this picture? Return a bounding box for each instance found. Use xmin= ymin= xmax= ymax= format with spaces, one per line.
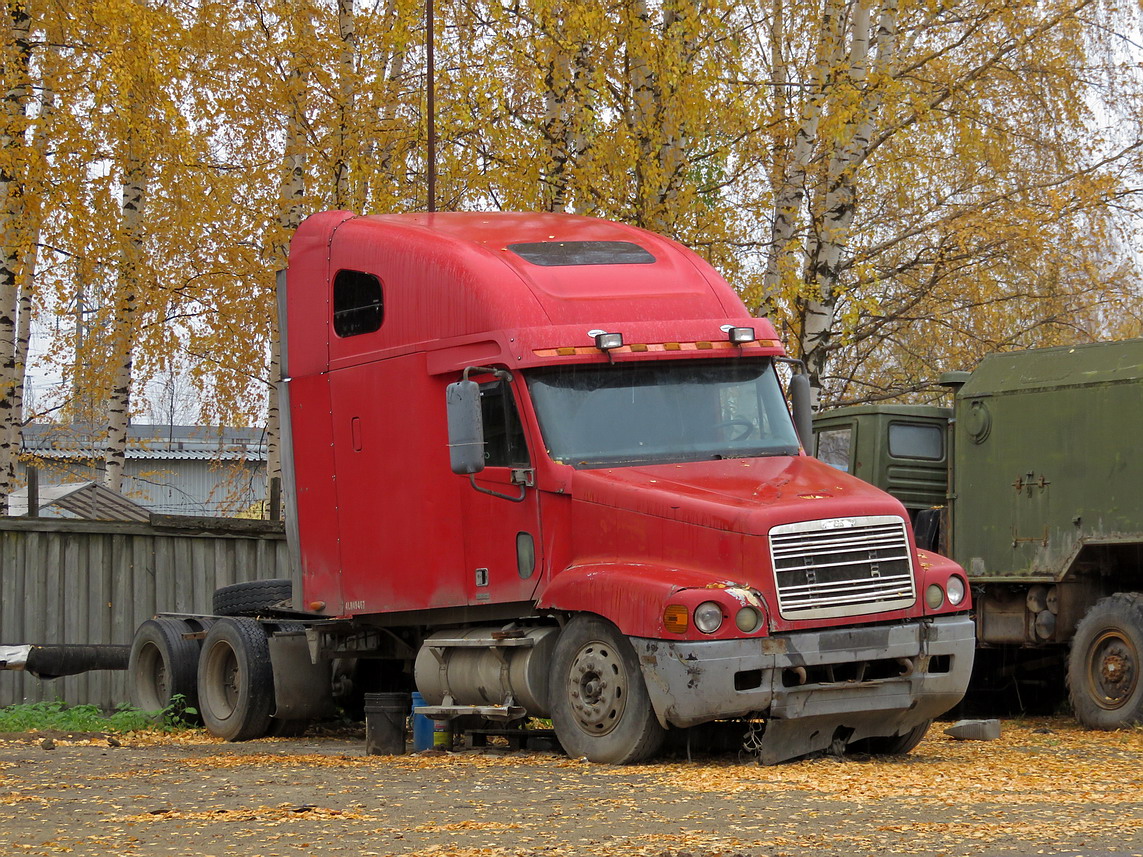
xmin=0 ymin=2 xmax=34 ymax=510
xmin=757 ymin=0 xmax=1143 ymax=402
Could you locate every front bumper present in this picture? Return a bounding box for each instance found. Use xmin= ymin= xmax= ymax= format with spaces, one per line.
xmin=631 ymin=614 xmax=975 ymax=764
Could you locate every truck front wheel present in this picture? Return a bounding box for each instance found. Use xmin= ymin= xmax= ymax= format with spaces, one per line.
xmin=1068 ymin=593 xmax=1143 ymax=729
xmin=548 ymin=616 xmax=665 ymax=764
xmin=198 ymin=617 xmax=275 ymax=741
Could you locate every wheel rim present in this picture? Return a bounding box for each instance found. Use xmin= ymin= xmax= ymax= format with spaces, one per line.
xmin=1086 ymin=629 xmax=1140 ymax=710
xmin=566 ymin=640 xmax=626 ymax=736
xmin=137 ymin=643 xmax=167 ymax=710
xmin=204 ymin=642 xmax=240 ymax=722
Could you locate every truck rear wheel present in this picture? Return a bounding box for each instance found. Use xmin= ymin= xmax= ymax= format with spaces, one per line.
xmin=198 ymin=617 xmax=275 ymax=741
xmin=1068 ymin=593 xmax=1143 ymax=729
xmin=548 ymin=616 xmax=665 ymax=764
xmin=212 ymin=579 xmax=293 ymax=617
xmin=129 ymin=618 xmax=201 ymax=721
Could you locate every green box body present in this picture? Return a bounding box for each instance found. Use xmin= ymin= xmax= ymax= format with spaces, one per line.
xmin=812 ymin=404 xmax=951 ymax=518
xmin=814 ymin=339 xmax=1143 ymax=648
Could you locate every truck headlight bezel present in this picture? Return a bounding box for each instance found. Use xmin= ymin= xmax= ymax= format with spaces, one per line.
xmin=735 ymin=606 xmax=762 ymax=633
xmin=925 ymin=584 xmax=945 ymax=610
xmin=946 ymin=575 xmax=966 ymax=606
xmin=694 ymin=601 xmax=724 ymax=634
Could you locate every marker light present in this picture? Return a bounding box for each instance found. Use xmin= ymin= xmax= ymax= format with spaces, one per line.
xmin=663 ymin=604 xmax=689 ymax=633
xmin=727 ymin=326 xmax=756 ymax=344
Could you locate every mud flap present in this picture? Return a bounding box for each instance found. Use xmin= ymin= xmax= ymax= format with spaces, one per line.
xmin=268 ymin=633 xmax=337 ymax=720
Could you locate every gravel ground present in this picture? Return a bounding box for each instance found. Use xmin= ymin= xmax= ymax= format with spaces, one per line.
xmin=0 ymin=717 xmax=1140 ymax=857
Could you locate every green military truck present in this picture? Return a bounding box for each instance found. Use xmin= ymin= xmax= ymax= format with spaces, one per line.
xmin=813 ymin=338 xmax=1143 ymax=728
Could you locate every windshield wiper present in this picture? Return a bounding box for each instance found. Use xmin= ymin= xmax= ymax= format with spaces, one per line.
xmin=712 ymin=446 xmax=800 ymax=460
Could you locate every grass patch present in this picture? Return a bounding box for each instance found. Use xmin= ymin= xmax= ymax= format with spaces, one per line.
xmin=0 ymin=698 xmax=199 ymax=734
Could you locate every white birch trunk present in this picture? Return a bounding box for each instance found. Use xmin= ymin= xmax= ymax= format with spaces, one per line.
xmin=760 ymin=0 xmax=845 ymax=312
xmin=626 ymin=0 xmax=657 ymax=227
xmin=799 ymin=0 xmax=899 ymax=390
xmin=105 ymin=146 xmax=147 ymax=495
xmin=0 ymin=3 xmax=32 ymax=512
xmin=267 ymin=12 xmax=313 ymax=516
xmin=334 ymin=0 xmax=355 ymax=209
xmin=539 ymin=6 xmax=591 ymax=213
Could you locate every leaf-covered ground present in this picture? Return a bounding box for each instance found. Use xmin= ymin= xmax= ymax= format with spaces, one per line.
xmin=0 ymin=717 xmax=1139 ymax=857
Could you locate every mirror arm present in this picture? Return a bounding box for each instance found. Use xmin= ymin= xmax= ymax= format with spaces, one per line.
xmin=463 ymin=366 xmax=513 ymax=383
xmin=468 ymin=475 xmax=527 ymax=502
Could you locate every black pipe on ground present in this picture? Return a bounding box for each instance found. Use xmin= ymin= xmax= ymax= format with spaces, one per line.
xmin=22 ymin=645 xmax=131 ymax=679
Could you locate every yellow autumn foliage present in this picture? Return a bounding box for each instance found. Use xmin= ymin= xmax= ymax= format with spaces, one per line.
xmin=0 ymin=0 xmax=1136 ymax=498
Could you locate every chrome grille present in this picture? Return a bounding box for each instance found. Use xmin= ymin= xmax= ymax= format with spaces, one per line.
xmin=769 ymin=516 xmax=916 ymax=620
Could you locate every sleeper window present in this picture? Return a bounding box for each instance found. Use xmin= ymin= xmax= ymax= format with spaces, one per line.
xmin=333 ymin=270 xmax=383 ymax=337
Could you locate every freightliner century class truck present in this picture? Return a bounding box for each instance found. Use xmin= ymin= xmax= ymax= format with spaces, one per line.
xmin=813 ymin=339 xmax=1143 ymax=730
xmin=123 ymin=211 xmax=974 ymax=764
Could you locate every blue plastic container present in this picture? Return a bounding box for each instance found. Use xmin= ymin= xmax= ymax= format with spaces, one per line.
xmin=411 ymin=692 xmax=433 ymax=751
xmin=411 ymin=691 xmax=452 ymax=750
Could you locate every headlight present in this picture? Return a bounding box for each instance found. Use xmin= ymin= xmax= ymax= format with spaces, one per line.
xmin=925 ymin=584 xmax=945 ymax=610
xmin=946 ymin=575 xmax=966 ymax=606
xmin=735 ymin=606 xmax=762 ymax=633
xmin=694 ymin=601 xmax=724 ymax=634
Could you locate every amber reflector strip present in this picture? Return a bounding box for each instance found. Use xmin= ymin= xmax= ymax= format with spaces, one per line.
xmin=533 ymin=340 xmax=775 ymax=358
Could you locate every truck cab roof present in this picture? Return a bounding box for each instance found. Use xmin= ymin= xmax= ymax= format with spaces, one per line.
xmin=284 ymin=211 xmax=781 ymax=379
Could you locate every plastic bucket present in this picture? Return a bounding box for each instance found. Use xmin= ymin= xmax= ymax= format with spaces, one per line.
xmin=411 ymin=691 xmax=452 ymax=751
xmin=364 ymin=692 xmax=410 ymax=755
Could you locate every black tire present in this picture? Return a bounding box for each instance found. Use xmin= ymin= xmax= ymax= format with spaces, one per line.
xmin=850 ymin=720 xmax=931 ymax=755
xmin=212 ymin=579 xmax=293 ymax=617
xmin=1068 ymin=592 xmax=1143 ymax=729
xmin=197 ymin=617 xmax=275 ymax=741
xmin=128 ymin=618 xmax=202 ymax=721
xmin=548 ymin=615 xmax=666 ymax=764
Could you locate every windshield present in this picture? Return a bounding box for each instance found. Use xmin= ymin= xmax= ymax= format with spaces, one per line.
xmin=526 ymin=358 xmax=801 ymax=468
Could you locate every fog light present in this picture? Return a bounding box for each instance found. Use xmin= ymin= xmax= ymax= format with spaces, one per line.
xmin=694 ymin=601 xmax=724 ymax=634
xmin=946 ymin=575 xmax=966 ymax=606
xmin=925 ymin=584 xmax=945 ymax=609
xmin=663 ymin=604 xmax=688 ymax=634
xmin=735 ymin=606 xmax=761 ymax=633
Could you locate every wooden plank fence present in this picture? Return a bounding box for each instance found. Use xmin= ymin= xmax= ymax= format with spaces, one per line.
xmin=0 ymin=515 xmax=290 ymax=709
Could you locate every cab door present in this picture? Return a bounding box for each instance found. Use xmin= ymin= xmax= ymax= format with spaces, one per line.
xmin=459 ymin=376 xmax=544 ymax=606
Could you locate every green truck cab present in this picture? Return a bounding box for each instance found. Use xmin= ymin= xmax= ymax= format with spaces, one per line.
xmin=814 ymin=339 xmax=1143 ymax=729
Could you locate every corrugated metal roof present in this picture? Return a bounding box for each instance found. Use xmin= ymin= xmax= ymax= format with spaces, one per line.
xmin=28 ymin=448 xmax=261 ymax=461
xmin=21 ymin=423 xmax=267 ymax=463
xmin=8 ymin=482 xmax=151 ymax=522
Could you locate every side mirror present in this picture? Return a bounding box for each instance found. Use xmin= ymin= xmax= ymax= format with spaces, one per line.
xmin=790 ymin=373 xmax=814 ymax=453
xmin=446 ymin=380 xmax=485 ymax=475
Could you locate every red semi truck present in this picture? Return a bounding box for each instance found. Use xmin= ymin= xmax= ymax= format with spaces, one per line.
xmin=130 ymin=211 xmax=974 ymax=764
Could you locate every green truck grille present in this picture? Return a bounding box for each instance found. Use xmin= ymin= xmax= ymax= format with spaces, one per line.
xmin=769 ymin=515 xmax=916 ymax=620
